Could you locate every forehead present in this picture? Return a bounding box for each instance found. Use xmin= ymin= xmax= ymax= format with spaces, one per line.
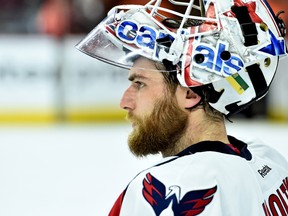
xmin=128 ymin=57 xmax=164 ymax=81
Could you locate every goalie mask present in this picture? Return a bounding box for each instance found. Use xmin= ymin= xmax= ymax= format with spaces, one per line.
xmin=76 ymin=0 xmax=287 ymax=115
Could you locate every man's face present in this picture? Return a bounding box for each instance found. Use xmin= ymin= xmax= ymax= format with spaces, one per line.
xmin=120 ymin=58 xmax=188 ymax=157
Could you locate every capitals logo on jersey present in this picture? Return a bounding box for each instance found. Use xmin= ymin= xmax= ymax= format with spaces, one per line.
xmin=142 ymin=173 xmax=217 ymax=216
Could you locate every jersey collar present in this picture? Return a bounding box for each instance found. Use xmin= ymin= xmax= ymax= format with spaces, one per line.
xmin=176 ymin=136 xmax=252 ymax=160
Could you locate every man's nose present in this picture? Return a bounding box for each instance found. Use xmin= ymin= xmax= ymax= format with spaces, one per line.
xmin=120 ymin=87 xmax=135 ymax=111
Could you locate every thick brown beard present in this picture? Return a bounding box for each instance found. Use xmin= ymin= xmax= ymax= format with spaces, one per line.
xmin=127 ymin=95 xmax=188 ymax=157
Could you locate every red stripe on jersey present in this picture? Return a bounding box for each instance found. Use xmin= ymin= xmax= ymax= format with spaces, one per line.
xmin=109 ymin=191 xmax=125 ymax=216
xmin=227 ymin=144 xmax=241 ymax=155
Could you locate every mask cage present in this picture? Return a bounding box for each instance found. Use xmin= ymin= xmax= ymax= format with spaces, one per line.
xmin=111 ymin=0 xmax=220 ymax=39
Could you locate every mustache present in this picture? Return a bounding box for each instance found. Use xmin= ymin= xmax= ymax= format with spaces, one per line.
xmin=126 ymin=112 xmax=142 ymax=121
xmin=126 ymin=112 xmax=147 ymax=128
xmin=126 ymin=112 xmax=133 ymax=122
xmin=126 ymin=112 xmax=139 ymax=124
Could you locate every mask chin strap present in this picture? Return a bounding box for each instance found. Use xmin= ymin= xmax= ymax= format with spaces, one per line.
xmin=231 ymin=5 xmax=258 ymax=46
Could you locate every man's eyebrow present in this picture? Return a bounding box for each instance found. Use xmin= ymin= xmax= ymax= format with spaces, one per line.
xmin=128 ymin=74 xmax=147 ymax=82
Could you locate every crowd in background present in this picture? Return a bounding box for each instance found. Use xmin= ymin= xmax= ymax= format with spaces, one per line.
xmin=0 ymin=0 xmax=105 ymax=36
xmin=0 ymin=0 xmax=287 ymax=38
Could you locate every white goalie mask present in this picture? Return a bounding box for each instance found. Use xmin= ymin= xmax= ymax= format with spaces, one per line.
xmin=76 ymin=0 xmax=287 ymax=115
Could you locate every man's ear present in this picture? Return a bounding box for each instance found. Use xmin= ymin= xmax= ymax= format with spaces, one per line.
xmin=185 ymin=88 xmax=202 ymax=109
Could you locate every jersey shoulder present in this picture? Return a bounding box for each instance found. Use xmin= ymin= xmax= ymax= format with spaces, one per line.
xmin=119 ymin=145 xmax=263 ymax=215
xmin=243 ymin=137 xmax=288 ymax=171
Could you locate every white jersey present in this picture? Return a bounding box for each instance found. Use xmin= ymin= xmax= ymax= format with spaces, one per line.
xmin=109 ymin=136 xmax=288 ymax=216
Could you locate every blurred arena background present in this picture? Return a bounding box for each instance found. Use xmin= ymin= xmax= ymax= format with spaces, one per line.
xmin=0 ymin=0 xmax=287 ymax=216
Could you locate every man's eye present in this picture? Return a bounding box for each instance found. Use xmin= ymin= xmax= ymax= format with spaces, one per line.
xmin=134 ymin=81 xmax=145 ymax=89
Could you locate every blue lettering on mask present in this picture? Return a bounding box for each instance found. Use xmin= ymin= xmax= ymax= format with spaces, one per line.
xmin=116 ymin=20 xmax=174 ymax=52
xmin=137 ymin=26 xmax=157 ymax=50
xmin=193 ymin=41 xmax=244 ymax=76
xmin=195 ymin=45 xmax=215 ymax=70
xmin=117 ymin=21 xmax=138 ymax=42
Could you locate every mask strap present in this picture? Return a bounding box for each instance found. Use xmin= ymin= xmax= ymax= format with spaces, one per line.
xmin=231 ymin=6 xmax=258 ymax=47
xmin=225 ymin=63 xmax=269 ymax=115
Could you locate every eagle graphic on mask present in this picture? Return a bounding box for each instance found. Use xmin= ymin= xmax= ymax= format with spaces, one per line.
xmin=142 ymin=173 xmax=217 ymax=216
